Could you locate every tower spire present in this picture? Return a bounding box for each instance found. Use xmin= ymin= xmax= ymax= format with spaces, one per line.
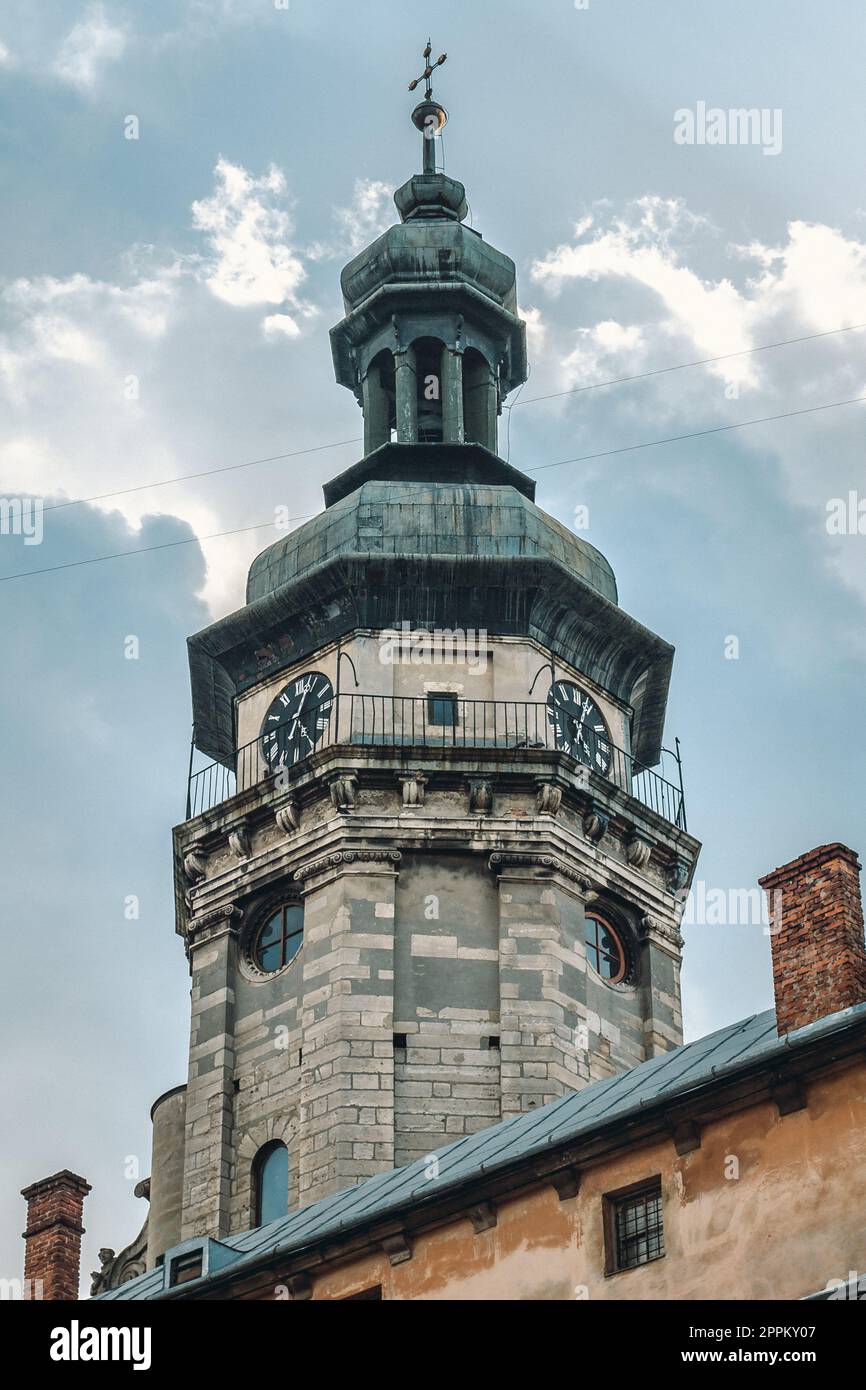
xmin=408 ymin=38 xmax=449 ymax=174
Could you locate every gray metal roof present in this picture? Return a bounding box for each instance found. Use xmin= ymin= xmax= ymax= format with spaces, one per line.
xmin=97 ymin=1001 xmax=866 ymax=1301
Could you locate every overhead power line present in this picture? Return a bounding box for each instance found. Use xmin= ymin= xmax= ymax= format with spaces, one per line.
xmin=41 ymin=439 xmax=362 ymax=515
xmin=30 ymin=320 xmax=866 ymax=517
xmin=3 ymin=391 xmax=865 ymax=585
xmin=526 ymin=394 xmax=866 ymax=474
xmin=511 ymin=321 xmax=866 ymax=409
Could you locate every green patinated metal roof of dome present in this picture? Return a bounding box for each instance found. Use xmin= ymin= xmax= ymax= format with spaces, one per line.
xmin=246 ymin=477 xmax=617 ymax=606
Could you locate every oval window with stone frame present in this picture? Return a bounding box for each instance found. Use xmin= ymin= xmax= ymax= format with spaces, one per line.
xmin=584 ymin=910 xmax=628 ymax=985
xmin=252 ymin=903 xmax=304 ymax=975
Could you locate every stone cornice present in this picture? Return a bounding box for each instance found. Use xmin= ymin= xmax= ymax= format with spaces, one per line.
xmin=488 ymin=851 xmax=593 ymax=896
xmin=294 ymin=849 xmax=402 ymax=884
xmin=187 ymin=904 xmax=244 ymax=947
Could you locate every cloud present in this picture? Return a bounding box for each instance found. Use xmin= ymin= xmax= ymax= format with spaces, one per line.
xmin=528 ymin=197 xmax=866 ymax=615
xmin=332 ymin=179 xmax=394 ymax=256
xmin=52 ymin=3 xmax=126 ymax=92
xmin=190 ymin=159 xmax=314 ymax=334
xmin=0 ymin=159 xmax=336 ymax=618
xmin=0 ymin=38 xmax=14 ymax=67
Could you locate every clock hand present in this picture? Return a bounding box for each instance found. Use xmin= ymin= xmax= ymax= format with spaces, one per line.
xmin=287 ymin=678 xmax=317 ymax=741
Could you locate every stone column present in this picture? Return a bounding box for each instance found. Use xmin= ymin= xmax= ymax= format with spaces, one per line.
xmin=490 ymin=855 xmax=589 ymax=1119
xmin=441 ymin=347 xmax=465 ymax=443
xmin=362 ymin=364 xmax=390 ymax=454
xmin=394 ymin=346 xmax=418 ymax=443
xmin=481 ymin=361 xmax=499 ymax=451
xmin=295 ymin=851 xmax=400 ymax=1207
xmin=180 ymin=906 xmax=241 ymax=1240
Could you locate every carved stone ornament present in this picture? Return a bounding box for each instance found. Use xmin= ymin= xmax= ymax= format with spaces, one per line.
xmin=329 ymin=772 xmax=358 ymax=811
xmin=468 ymin=778 xmax=494 ymax=814
xmin=399 ymin=771 xmax=427 ymax=807
xmin=625 ymin=833 xmax=653 ymax=870
xmin=535 ymin=781 xmax=562 ymax=817
xmin=488 ymin=852 xmax=592 ymax=894
xmin=274 ymin=794 xmax=301 ymax=836
xmin=182 ymin=842 xmax=207 ymax=884
xmin=582 ymin=802 xmax=609 ymax=843
xmin=666 ymin=857 xmax=690 ymax=894
xmin=294 ymin=849 xmax=402 ymax=884
xmin=228 ymin=820 xmax=251 ymax=860
xmin=640 ymin=911 xmax=684 ymax=951
xmin=188 ymin=904 xmax=244 ymax=942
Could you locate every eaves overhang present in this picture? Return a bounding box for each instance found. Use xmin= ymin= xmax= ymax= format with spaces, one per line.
xmin=187 ymin=551 xmax=672 ymax=768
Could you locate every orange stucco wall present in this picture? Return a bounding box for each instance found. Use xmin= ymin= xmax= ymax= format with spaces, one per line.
xmin=291 ymin=1063 xmax=866 ymax=1300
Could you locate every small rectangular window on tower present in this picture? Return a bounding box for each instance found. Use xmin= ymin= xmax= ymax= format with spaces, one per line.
xmin=605 ymin=1178 xmax=665 ymax=1274
xmin=427 ymin=692 xmax=458 ymax=727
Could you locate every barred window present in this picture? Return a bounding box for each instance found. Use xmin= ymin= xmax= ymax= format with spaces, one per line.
xmin=607 ymin=1180 xmax=665 ymax=1273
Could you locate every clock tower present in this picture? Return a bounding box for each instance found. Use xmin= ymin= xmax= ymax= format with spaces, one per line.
xmin=162 ymin=63 xmax=700 ymax=1254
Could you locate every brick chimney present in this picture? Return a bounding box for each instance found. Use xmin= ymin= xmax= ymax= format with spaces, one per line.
xmin=759 ymin=843 xmax=866 ymax=1036
xmin=21 ymin=1170 xmax=91 ymax=1301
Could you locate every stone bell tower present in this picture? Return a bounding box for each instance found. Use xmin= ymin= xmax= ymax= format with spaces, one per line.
xmin=165 ymin=59 xmax=700 ymax=1254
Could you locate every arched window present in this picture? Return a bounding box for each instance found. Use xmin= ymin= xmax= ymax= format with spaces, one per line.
xmin=253 ymin=903 xmax=304 ymax=974
xmin=252 ymin=1141 xmax=289 ymax=1227
xmin=414 ymin=337 xmax=445 ymax=442
xmin=463 ymin=347 xmax=495 ymax=449
xmin=584 ymin=911 xmax=628 ymax=984
xmin=363 ymin=349 xmax=396 ymax=450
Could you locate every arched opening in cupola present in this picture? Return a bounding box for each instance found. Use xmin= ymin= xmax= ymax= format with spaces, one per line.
xmin=463 ymin=347 xmax=496 ymax=451
xmin=362 ymin=349 xmax=397 ymax=452
xmin=413 ymin=337 xmax=446 ymax=443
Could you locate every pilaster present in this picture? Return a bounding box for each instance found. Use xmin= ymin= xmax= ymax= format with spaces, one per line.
xmin=180 ymin=906 xmax=241 ymax=1240
xmin=295 ymin=851 xmax=400 ymax=1206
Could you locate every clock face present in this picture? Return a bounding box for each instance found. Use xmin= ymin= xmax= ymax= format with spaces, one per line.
xmin=259 ymin=670 xmax=334 ymax=769
xmin=546 ymin=681 xmax=612 ymax=776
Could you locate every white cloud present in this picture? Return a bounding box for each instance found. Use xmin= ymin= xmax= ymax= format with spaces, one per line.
xmin=190 ymin=158 xmax=315 ymax=337
xmin=0 ymin=160 xmax=331 ymax=617
xmin=333 ymin=179 xmax=394 ymax=256
xmin=528 ymin=198 xmax=866 ymax=615
xmin=262 ymin=313 xmax=301 ymax=339
xmin=53 ymin=3 xmax=126 ymax=92
xmin=0 ymin=38 xmax=14 ymax=66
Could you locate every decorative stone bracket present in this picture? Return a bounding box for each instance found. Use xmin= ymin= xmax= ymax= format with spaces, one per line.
xmin=468 ymin=777 xmax=494 ymax=814
xmin=399 ymin=771 xmax=428 ymax=808
xmin=329 ymin=771 xmax=359 ymax=812
xmin=535 ymin=780 xmax=562 ymax=817
xmin=583 ymin=801 xmax=609 ymax=843
xmin=625 ymin=831 xmax=653 ymax=870
xmin=182 ymin=842 xmax=207 ymax=885
xmin=227 ymin=820 xmax=251 ymax=860
xmin=666 ymin=857 xmax=691 ymax=895
xmin=273 ymin=793 xmax=301 ymax=837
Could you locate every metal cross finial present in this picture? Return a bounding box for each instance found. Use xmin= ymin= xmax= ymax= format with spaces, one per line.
xmin=408 ymin=39 xmax=447 ymax=101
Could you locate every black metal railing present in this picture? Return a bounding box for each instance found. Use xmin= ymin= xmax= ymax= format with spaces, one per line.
xmin=186 ymin=693 xmax=686 ymax=829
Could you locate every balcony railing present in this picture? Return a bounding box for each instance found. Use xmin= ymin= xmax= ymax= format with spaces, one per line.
xmin=186 ymin=693 xmax=686 ymax=830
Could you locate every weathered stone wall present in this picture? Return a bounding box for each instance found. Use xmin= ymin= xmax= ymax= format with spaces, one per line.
xmin=393 ymin=852 xmax=501 ymax=1164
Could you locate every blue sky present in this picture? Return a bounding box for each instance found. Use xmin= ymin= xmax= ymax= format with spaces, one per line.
xmin=1 ymin=0 xmax=865 ymax=1289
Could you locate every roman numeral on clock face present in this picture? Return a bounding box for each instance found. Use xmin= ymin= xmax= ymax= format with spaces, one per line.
xmin=259 ymin=670 xmax=334 ymax=769
xmin=546 ymin=680 xmax=611 ymax=776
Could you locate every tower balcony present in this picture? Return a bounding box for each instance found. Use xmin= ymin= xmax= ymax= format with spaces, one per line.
xmin=185 ymin=692 xmax=686 ymax=832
